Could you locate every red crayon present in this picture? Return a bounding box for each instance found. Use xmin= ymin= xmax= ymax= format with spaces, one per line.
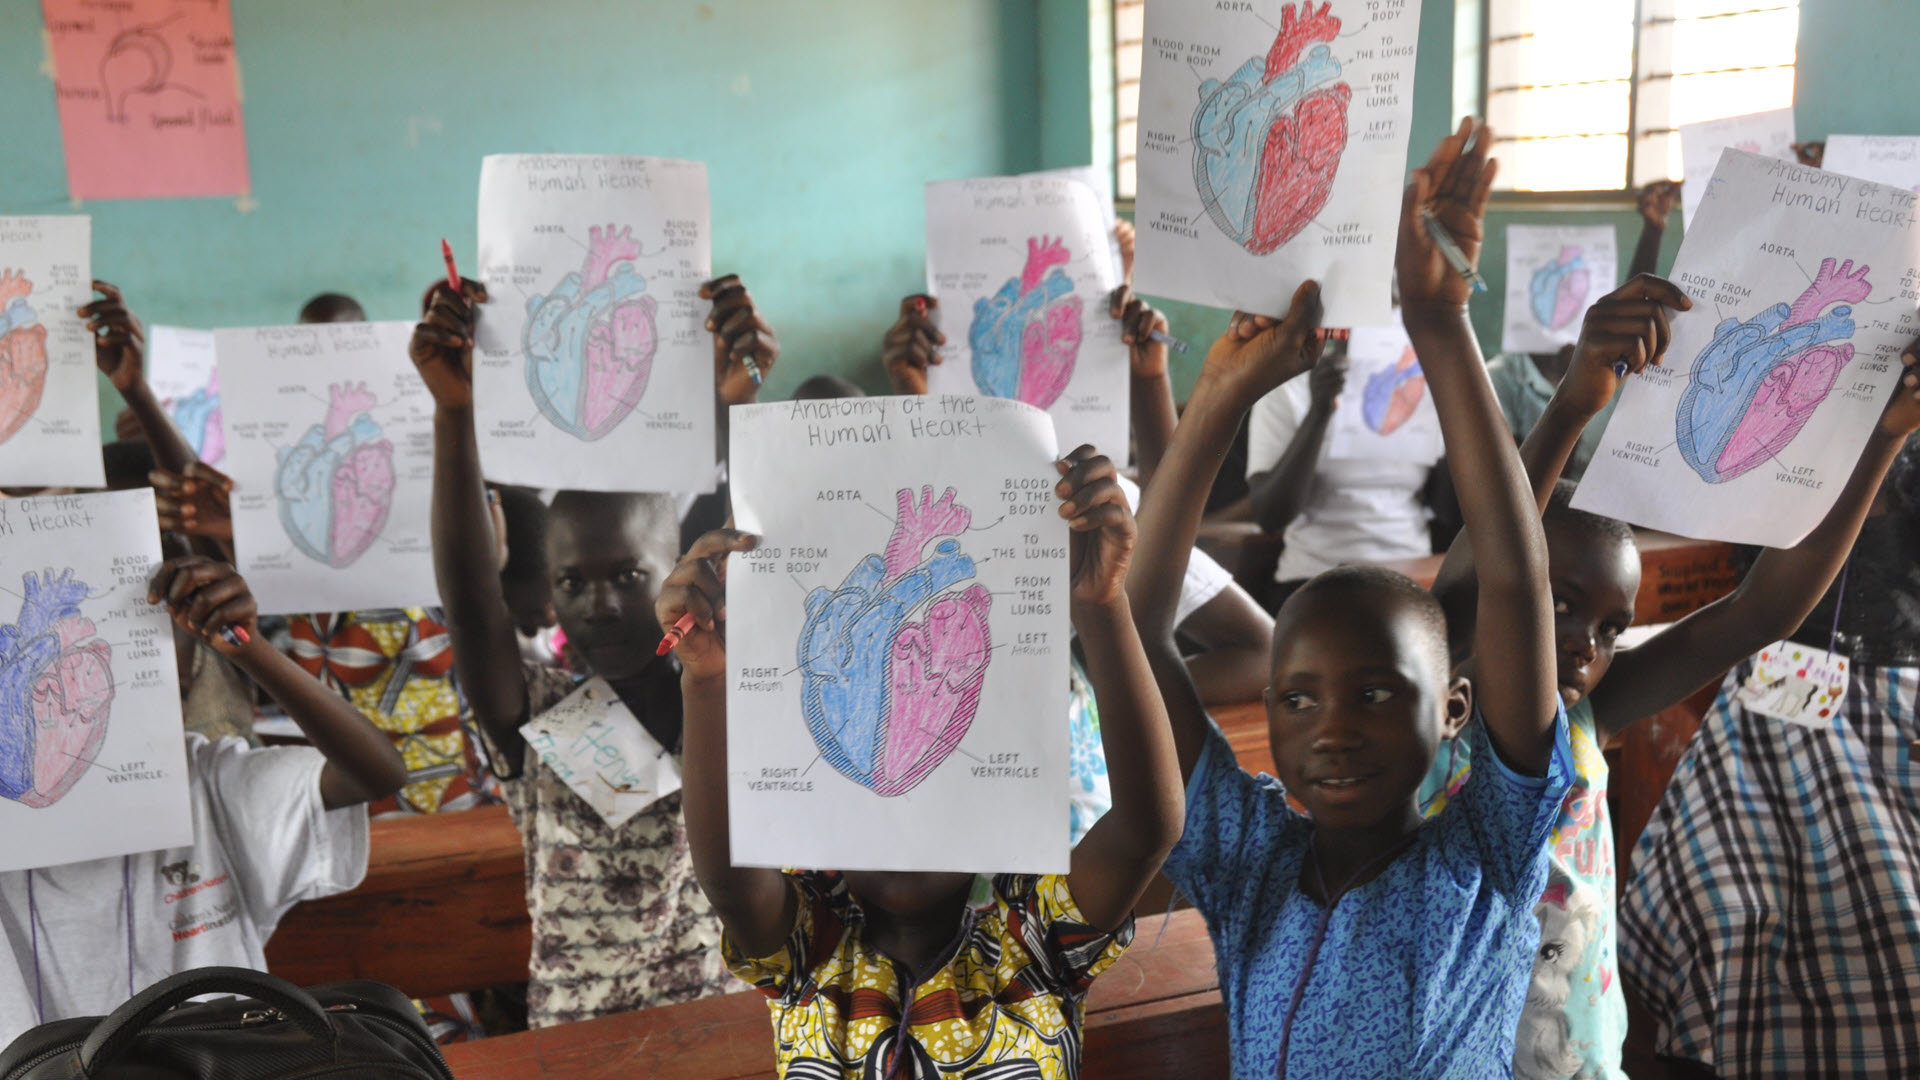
xmin=658 ymin=559 xmax=727 ymax=656
xmin=440 ymin=238 xmax=461 ymax=293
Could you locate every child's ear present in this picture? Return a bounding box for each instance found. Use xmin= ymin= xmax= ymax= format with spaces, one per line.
xmin=1440 ymin=675 xmax=1473 ymax=740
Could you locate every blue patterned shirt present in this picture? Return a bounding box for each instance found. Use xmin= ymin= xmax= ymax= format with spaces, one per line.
xmin=1164 ymin=706 xmax=1572 ymax=1078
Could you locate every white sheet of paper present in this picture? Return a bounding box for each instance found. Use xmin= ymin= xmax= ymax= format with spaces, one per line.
xmin=1501 ymin=224 xmax=1618 ymax=353
xmin=1822 ymin=135 xmax=1920 ymax=194
xmin=474 ymin=155 xmax=715 ymax=493
xmin=727 ymin=395 xmax=1069 ymax=874
xmin=0 ymin=489 xmax=189 ymax=872
xmin=1679 ymin=109 xmax=1796 ymax=228
xmin=1733 ymin=640 xmax=1850 ymax=730
xmin=1131 ymin=0 xmax=1424 ymax=326
xmin=1573 ymin=150 xmax=1920 ymax=546
xmin=1326 ymin=321 xmax=1443 ymax=463
xmin=520 ymin=676 xmax=681 ymax=829
xmin=925 ymin=176 xmax=1128 ymax=459
xmin=1025 ymin=165 xmax=1124 ymax=280
xmin=0 ymin=216 xmax=102 ymax=488
xmin=218 ymin=321 xmax=438 ymax=614
xmin=146 ymin=326 xmax=223 ymax=466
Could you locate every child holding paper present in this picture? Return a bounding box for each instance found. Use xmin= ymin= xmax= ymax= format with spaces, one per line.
xmin=661 ymin=447 xmax=1182 ymax=1078
xmin=411 ymin=271 xmax=777 ymax=1026
xmin=1127 ymin=119 xmax=1571 ymax=1076
xmin=0 ymin=557 xmax=405 ymax=1040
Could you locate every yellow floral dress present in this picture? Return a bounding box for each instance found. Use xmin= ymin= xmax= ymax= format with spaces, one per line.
xmin=725 ymin=871 xmax=1131 ymax=1078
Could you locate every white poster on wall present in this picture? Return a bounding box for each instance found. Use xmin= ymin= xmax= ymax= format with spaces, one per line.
xmin=726 ymin=395 xmax=1070 ymax=874
xmin=1679 ymin=108 xmax=1796 ymax=227
xmin=1574 ymin=150 xmax=1920 ymax=546
xmin=0 ymin=489 xmax=189 ymax=872
xmin=0 ymin=215 xmax=102 ymax=488
xmin=1501 ymin=224 xmax=1619 ymax=354
xmin=925 ymin=175 xmax=1128 ymax=460
xmin=1131 ymin=0 xmax=1425 ymax=326
xmin=146 ymin=326 xmax=222 ymax=465
xmin=218 ymin=321 xmax=438 ymax=614
xmin=475 ymin=154 xmax=715 ymax=493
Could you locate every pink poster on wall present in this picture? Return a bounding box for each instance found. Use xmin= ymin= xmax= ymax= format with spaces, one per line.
xmin=42 ymin=0 xmax=250 ymax=201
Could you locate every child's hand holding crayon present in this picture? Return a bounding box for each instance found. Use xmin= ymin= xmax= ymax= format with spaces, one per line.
xmin=1556 ymin=275 xmax=1694 ymax=414
xmin=79 ymin=281 xmax=146 ymax=393
xmin=882 ymin=295 xmax=944 ymax=395
xmin=1396 ymin=118 xmax=1498 ymax=313
xmin=700 ymin=274 xmax=780 ymax=403
xmin=656 ymin=528 xmax=757 ymax=683
xmin=148 ymin=555 xmax=262 ymax=657
xmin=410 ymin=276 xmax=490 ymax=410
xmin=1108 ymin=285 xmax=1170 ymax=380
xmin=1056 ymin=446 xmax=1135 ymax=608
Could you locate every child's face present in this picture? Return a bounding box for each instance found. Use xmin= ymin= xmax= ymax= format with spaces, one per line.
xmin=1542 ymin=519 xmax=1639 ymax=708
xmin=843 ymin=870 xmax=974 ymax=920
xmin=545 ymin=501 xmax=674 ymax=681
xmin=1265 ymin=589 xmax=1468 ymax=832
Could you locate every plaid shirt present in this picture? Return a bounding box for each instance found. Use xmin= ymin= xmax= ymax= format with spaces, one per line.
xmin=1619 ymin=661 xmax=1920 ymax=1076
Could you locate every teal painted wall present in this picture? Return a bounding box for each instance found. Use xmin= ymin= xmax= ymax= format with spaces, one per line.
xmin=0 ymin=0 xmax=1047 ymax=436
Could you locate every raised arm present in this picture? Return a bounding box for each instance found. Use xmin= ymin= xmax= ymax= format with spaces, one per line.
xmin=1591 ymin=347 xmax=1920 ymax=736
xmin=882 ymin=295 xmax=945 ymax=395
xmin=683 ymin=274 xmax=780 ymax=541
xmin=1127 ymin=281 xmax=1325 ymax=779
xmin=1397 ymin=118 xmax=1558 ymax=774
xmin=658 ymin=528 xmax=797 ymax=959
xmin=1245 ymin=335 xmax=1346 ymax=535
xmin=81 ymin=282 xmax=201 ymax=475
xmin=1429 ymin=275 xmax=1692 ymax=650
xmin=411 ymin=277 xmax=533 ymax=768
xmin=150 ymin=556 xmax=406 ymax=809
xmin=1627 ymin=181 xmax=1680 ymax=280
xmin=1111 ymin=284 xmax=1177 ymax=487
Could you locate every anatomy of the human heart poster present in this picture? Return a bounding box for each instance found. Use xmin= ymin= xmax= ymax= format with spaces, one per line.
xmin=0 ymin=216 xmax=104 ymax=488
xmin=1132 ymin=0 xmax=1423 ymax=326
xmin=474 ymin=154 xmax=715 ymax=493
xmin=925 ymin=174 xmax=1128 ymax=460
xmin=217 ymin=321 xmax=438 ymax=614
xmin=727 ymin=395 xmax=1070 ymax=874
xmin=1502 ymin=224 xmax=1618 ymax=354
xmin=1575 ymin=150 xmax=1920 ymax=547
xmin=0 ymin=489 xmax=189 ymax=872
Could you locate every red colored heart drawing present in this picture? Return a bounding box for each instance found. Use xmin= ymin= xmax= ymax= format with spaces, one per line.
xmin=0 ymin=269 xmax=51 ymax=445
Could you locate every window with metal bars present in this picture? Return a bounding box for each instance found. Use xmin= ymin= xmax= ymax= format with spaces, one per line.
xmin=1113 ymin=0 xmax=1144 ymax=200
xmin=1486 ymin=0 xmax=1799 ymax=192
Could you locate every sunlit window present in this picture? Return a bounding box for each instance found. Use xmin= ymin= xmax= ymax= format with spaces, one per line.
xmin=1114 ymin=0 xmax=1145 ymax=199
xmin=1489 ymin=0 xmax=1799 ymax=191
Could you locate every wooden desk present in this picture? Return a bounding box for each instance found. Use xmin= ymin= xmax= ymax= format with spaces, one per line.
xmin=265 ymin=804 xmax=530 ymax=999
xmin=441 ymin=907 xmax=1224 ymax=1079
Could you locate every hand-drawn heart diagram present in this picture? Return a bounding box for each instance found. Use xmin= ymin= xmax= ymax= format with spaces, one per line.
xmin=1529 ymin=246 xmax=1592 ymax=331
xmin=170 ymin=368 xmax=224 ymax=465
xmin=276 ymin=382 xmax=394 ymax=568
xmin=0 ymin=570 xmax=115 ymax=809
xmin=1192 ymin=1 xmax=1350 ymax=255
xmin=798 ymin=486 xmax=992 ymax=797
xmin=0 ymin=270 xmax=50 ymax=446
xmin=970 ymin=236 xmax=1083 ymax=408
xmin=1361 ymin=345 xmax=1426 ymax=436
xmin=524 ymin=224 xmax=659 ymax=442
xmin=1677 ymin=258 xmax=1872 ymax=484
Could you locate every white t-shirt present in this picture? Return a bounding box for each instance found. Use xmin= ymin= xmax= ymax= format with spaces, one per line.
xmin=0 ymin=735 xmax=369 ymax=1041
xmin=1245 ymin=378 xmax=1437 ymax=582
xmin=1113 ymin=475 xmax=1233 ymax=624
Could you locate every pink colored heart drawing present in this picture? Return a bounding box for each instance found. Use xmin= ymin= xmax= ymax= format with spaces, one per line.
xmin=969 ymin=236 xmax=1083 ymax=408
xmin=0 ymin=269 xmax=51 ymax=446
xmin=799 ymin=486 xmax=992 ymax=796
xmin=1528 ymin=246 xmax=1592 ymax=331
xmin=0 ymin=570 xmax=116 ymax=808
xmin=275 ymin=382 xmax=395 ymax=568
xmin=523 ymin=225 xmax=659 ymax=441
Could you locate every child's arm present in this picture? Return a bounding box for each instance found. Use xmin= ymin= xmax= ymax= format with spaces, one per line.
xmin=657 ymin=528 xmax=797 ymax=960
xmin=1396 ymin=119 xmax=1559 ymax=774
xmin=412 ymin=278 xmax=535 ymax=768
xmin=79 ymin=282 xmax=203 ymax=475
xmin=149 ymin=556 xmax=407 ymax=809
xmin=1590 ymin=350 xmax=1920 ymax=736
xmin=684 ymin=275 xmax=780 ymax=539
xmin=1176 ymin=583 xmax=1275 ymax=706
xmin=882 ymin=295 xmax=945 ymax=395
xmin=1057 ymin=448 xmax=1183 ymax=931
xmin=1627 ymin=182 xmax=1680 ymax=280
xmin=1429 ymin=276 xmax=1692 ymax=648
xmin=1244 ymin=336 xmax=1346 ymax=536
xmin=1110 ymin=285 xmax=1176 ymax=489
xmin=1127 ymin=282 xmax=1326 ymax=780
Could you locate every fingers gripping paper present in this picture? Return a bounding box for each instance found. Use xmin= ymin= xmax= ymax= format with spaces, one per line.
xmin=1573 ymin=150 xmax=1920 ymax=546
xmin=1131 ymin=0 xmax=1424 ymax=326
xmin=727 ymin=396 xmax=1070 ymax=874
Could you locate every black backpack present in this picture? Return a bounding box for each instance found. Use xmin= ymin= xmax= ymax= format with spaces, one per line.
xmin=0 ymin=967 xmax=453 ymax=1079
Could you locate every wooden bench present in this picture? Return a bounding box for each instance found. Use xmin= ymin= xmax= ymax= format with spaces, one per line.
xmin=265 ymin=803 xmax=530 ymax=999
xmin=440 ymin=906 xmax=1224 ymax=1079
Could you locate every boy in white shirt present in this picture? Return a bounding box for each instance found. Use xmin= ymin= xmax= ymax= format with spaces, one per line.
xmin=0 ymin=557 xmax=406 ymax=1041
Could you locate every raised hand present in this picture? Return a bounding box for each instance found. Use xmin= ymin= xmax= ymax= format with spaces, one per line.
xmin=1557 ymin=274 xmax=1694 ymax=417
xmin=699 ymin=274 xmax=779 ymax=405
xmin=1057 ymin=446 xmax=1134 ymax=607
xmin=79 ymin=281 xmax=145 ymax=393
xmin=1880 ymin=341 xmax=1920 ymax=437
xmin=1306 ymin=333 xmax=1349 ymax=413
xmin=1193 ymin=279 xmax=1325 ymax=407
xmin=655 ymin=528 xmax=756 ymax=682
xmin=147 ymin=556 xmax=261 ymax=657
xmin=151 ymin=462 xmax=233 ymax=540
xmin=882 ymin=295 xmax=945 ymax=395
xmin=1109 ymin=284 xmax=1169 ymax=380
xmin=410 ymin=277 xmax=488 ymax=410
xmin=1638 ymin=180 xmax=1682 ymax=231
xmin=1397 ymin=117 xmax=1498 ymax=311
